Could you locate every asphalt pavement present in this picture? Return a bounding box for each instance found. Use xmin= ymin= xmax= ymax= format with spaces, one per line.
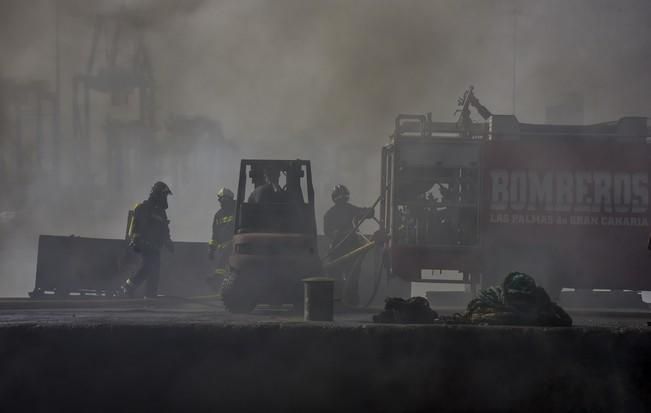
xmin=0 ymin=297 xmax=648 ymax=329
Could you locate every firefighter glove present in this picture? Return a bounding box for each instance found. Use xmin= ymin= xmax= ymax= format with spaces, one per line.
xmin=130 ymin=235 xmax=142 ymax=253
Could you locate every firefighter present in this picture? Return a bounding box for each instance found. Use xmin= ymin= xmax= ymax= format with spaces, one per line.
xmin=121 ymin=181 xmax=174 ymax=298
xmin=248 ymin=166 xmax=286 ymax=203
xmin=209 ymin=187 xmax=236 ymax=278
xmin=324 ymin=184 xmax=373 ymax=306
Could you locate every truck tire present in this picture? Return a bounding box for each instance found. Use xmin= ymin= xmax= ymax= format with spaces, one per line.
xmin=221 ymin=272 xmax=257 ymax=314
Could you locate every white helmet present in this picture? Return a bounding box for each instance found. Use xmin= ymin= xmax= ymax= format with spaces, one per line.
xmin=217 ymin=187 xmax=235 ymax=201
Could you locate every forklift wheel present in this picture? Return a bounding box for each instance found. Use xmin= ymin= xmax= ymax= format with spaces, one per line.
xmin=221 ymin=272 xmax=257 ymax=314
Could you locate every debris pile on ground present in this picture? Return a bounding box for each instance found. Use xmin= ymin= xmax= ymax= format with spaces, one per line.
xmin=373 ymin=296 xmax=438 ymax=324
xmin=458 ymin=272 xmax=572 ymax=327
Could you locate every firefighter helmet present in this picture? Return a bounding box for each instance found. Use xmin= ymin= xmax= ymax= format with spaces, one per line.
xmin=217 ymin=187 xmax=234 ymax=201
xmin=151 ymin=181 xmax=172 ymax=196
xmin=331 ymin=184 xmax=350 ymax=203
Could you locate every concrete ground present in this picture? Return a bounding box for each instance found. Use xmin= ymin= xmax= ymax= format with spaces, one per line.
xmin=0 ymin=296 xmax=649 ymax=328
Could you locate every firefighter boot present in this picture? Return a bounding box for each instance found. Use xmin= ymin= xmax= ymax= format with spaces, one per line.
xmin=120 ymin=279 xmax=137 ymax=298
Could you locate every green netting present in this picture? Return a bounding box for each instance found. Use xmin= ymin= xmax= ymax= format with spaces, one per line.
xmin=460 ymin=272 xmax=572 ymax=327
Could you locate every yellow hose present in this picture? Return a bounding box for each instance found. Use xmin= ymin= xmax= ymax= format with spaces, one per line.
xmin=323 ymin=241 xmax=376 ymax=270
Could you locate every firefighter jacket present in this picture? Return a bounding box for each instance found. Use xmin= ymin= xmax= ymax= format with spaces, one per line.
xmin=210 ymin=206 xmax=235 ymax=253
xmin=323 ymin=202 xmax=371 ymax=257
xmin=128 ymin=199 xmax=172 ymax=252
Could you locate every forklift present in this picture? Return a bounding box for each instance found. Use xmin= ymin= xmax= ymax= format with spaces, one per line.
xmin=221 ymin=159 xmax=322 ymax=313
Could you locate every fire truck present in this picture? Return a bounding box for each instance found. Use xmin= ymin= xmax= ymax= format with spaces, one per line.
xmin=380 ymin=109 xmax=651 ymax=296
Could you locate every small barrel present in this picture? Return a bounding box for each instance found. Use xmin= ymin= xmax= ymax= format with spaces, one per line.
xmin=303 ymin=277 xmax=335 ymax=322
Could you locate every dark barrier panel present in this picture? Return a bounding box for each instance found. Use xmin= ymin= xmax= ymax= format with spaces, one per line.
xmin=33 ymin=235 xmax=217 ymax=297
xmin=34 ymin=236 xmax=129 ymax=295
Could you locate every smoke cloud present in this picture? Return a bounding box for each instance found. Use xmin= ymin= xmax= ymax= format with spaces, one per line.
xmin=1 ymin=0 xmax=651 ymax=296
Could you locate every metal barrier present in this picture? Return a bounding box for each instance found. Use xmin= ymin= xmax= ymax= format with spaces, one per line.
xmin=31 ymin=235 xmax=217 ymax=297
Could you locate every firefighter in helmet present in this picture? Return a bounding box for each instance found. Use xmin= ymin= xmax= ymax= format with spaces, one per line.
xmin=324 ymin=184 xmax=373 ymax=306
xmin=209 ymin=187 xmax=236 ymax=278
xmin=121 ymin=181 xmax=174 ymax=298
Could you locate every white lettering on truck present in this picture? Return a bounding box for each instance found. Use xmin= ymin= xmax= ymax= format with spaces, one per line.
xmin=489 ymin=170 xmax=649 ymax=214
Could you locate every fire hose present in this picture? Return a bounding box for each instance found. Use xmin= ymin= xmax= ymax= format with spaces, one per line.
xmin=321 ymin=183 xmax=392 ymax=308
xmin=322 ymin=231 xmax=390 ymax=308
xmin=323 ymin=240 xmax=377 ymax=270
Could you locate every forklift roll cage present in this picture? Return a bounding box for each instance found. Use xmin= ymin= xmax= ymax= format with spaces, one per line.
xmin=234 ymin=159 xmax=317 ymax=236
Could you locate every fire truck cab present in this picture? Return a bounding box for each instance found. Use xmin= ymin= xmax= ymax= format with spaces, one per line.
xmin=380 ymin=114 xmax=651 ymax=296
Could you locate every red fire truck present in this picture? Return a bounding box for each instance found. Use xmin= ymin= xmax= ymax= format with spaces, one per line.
xmin=380 ymin=113 xmax=651 ymax=296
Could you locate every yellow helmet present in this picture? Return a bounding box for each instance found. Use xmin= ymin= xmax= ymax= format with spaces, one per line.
xmin=217 ymin=187 xmax=234 ymax=201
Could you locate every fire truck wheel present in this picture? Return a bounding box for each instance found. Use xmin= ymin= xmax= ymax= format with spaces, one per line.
xmin=221 ymin=272 xmax=257 ymax=314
